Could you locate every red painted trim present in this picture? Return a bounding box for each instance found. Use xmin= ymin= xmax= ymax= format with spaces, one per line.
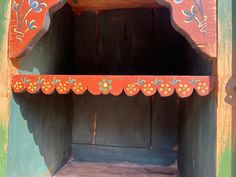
xmin=12 ymin=75 xmax=214 ymax=97
xmin=156 ymin=0 xmax=216 ymax=58
xmin=9 ymin=0 xmax=65 ymax=58
xmin=9 ymin=0 xmax=216 ymax=59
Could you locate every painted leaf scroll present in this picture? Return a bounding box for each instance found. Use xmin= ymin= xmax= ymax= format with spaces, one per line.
xmin=12 ymin=75 xmax=214 ymax=98
xmin=156 ymin=0 xmax=216 ymax=58
xmin=9 ymin=0 xmax=65 ymax=58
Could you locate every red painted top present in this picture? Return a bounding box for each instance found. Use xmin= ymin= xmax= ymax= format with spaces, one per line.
xmin=9 ymin=0 xmax=216 ymax=59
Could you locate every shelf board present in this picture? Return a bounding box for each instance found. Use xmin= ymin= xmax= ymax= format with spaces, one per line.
xmin=54 ymin=161 xmax=179 ymax=177
xmin=12 ymin=75 xmax=214 ymax=98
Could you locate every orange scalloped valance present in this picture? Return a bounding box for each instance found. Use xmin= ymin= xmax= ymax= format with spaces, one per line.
xmin=12 ymin=75 xmax=214 ymax=98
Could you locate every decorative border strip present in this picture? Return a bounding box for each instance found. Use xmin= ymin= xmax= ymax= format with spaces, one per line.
xmin=12 ymin=75 xmax=214 ymax=98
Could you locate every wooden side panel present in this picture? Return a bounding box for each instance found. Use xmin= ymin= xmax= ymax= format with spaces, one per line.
xmin=0 ymin=1 xmax=11 ymax=177
xmin=217 ymin=0 xmax=234 ymax=176
xmin=7 ymin=93 xmax=72 ymax=177
xmin=178 ymin=92 xmax=216 ymax=177
xmin=232 ymin=1 xmax=236 ymax=175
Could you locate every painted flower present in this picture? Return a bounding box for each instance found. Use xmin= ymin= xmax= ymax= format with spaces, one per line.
xmin=158 ymin=83 xmax=174 ymax=96
xmin=26 ymin=81 xmax=40 ymax=93
xmin=176 ymin=83 xmax=192 ymax=96
xmin=196 ymin=82 xmax=209 ymax=94
xmin=125 ymin=84 xmax=138 ymax=95
xmin=56 ymin=82 xmax=70 ymax=94
xmin=142 ymin=83 xmax=156 ymax=96
xmin=98 ymin=79 xmax=112 ymax=93
xmin=28 ymin=0 xmax=47 ymax=13
xmin=12 ymin=81 xmax=25 ymax=92
xmin=12 ymin=77 xmax=29 ymax=92
xmin=71 ymin=82 xmax=85 ymax=94
xmin=41 ymin=81 xmax=55 ymax=94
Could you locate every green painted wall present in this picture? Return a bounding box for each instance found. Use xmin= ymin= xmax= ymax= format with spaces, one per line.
xmin=0 ymin=123 xmax=7 ymax=177
xmin=8 ymin=93 xmax=72 ymax=177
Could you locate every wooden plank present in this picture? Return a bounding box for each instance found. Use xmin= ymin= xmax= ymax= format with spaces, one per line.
xmin=217 ymin=0 xmax=234 ymax=176
xmin=0 ymin=1 xmax=12 ymax=177
xmin=72 ymin=93 xmax=151 ymax=147
xmin=67 ymin=0 xmax=160 ymax=13
xmin=97 ymin=9 xmax=153 ymax=75
xmin=54 ymin=161 xmax=179 ymax=177
xmin=73 ymin=11 xmax=97 ymax=74
xmin=151 ymin=95 xmax=178 ymax=150
xmin=72 ymin=144 xmax=177 ymax=165
xmin=232 ymin=1 xmax=236 ymax=176
xmin=95 ymin=94 xmax=151 ymax=148
xmin=72 ymin=93 xmax=97 ymax=144
xmin=178 ymin=92 xmax=216 ymax=177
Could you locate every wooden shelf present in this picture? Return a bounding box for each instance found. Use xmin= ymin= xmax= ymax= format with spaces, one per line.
xmin=54 ymin=161 xmax=179 ymax=177
xmin=12 ymin=75 xmax=214 ymax=98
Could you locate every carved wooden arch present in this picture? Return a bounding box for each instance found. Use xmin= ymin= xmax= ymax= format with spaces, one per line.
xmin=9 ymin=0 xmax=216 ymax=59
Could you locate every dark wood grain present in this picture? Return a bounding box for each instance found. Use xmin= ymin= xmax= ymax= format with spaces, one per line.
xmin=95 ymin=93 xmax=151 ymax=148
xmin=151 ymin=94 xmax=178 ymax=150
xmin=72 ymin=144 xmax=177 ymax=165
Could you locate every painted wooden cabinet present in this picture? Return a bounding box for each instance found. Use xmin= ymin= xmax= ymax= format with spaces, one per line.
xmin=0 ymin=0 xmax=235 ymax=177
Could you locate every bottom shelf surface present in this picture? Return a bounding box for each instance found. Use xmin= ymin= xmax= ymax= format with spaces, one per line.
xmin=54 ymin=161 xmax=179 ymax=177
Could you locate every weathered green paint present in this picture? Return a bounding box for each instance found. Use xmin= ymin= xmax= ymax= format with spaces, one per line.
xmin=218 ymin=0 xmax=234 ymax=176
xmin=0 ymin=0 xmax=9 ymax=176
xmin=7 ymin=5 xmax=73 ymax=177
xmin=0 ymin=0 xmax=8 ymax=43
xmin=232 ymin=0 xmax=236 ymax=176
xmin=0 ymin=123 xmax=7 ymax=177
xmin=218 ymin=146 xmax=232 ymax=177
xmin=8 ymin=93 xmax=72 ymax=177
